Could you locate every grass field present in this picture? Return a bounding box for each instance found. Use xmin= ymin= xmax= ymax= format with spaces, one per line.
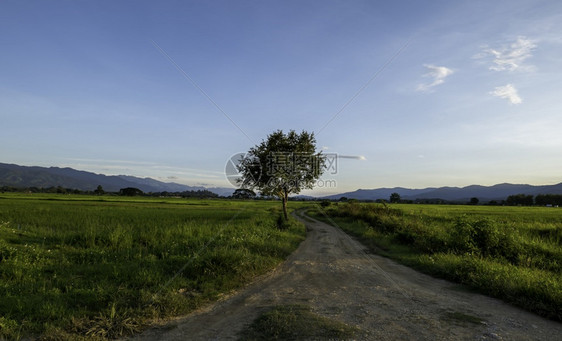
xmin=311 ymin=202 xmax=562 ymax=321
xmin=3 ymin=195 xmax=560 ymax=339
xmin=0 ymin=194 xmax=306 ymax=340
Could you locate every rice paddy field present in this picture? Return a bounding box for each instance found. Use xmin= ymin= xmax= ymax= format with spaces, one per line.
xmin=2 ymin=193 xmax=561 ymax=340
xmin=0 ymin=194 xmax=306 ymax=340
xmin=312 ymin=202 xmax=562 ymax=322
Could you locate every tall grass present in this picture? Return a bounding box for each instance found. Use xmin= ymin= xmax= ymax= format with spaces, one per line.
xmin=312 ymin=203 xmax=562 ymax=321
xmin=0 ymin=194 xmax=306 ymax=340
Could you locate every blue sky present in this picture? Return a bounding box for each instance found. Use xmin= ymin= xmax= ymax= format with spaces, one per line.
xmin=2 ymin=0 xmax=562 ymax=195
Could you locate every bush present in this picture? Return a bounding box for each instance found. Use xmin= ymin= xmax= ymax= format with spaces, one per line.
xmin=472 ymin=219 xmax=501 ymax=256
xmin=450 ymin=216 xmax=502 ymax=256
xmin=319 ymin=200 xmax=331 ymax=208
xmin=450 ymin=216 xmax=477 ymax=254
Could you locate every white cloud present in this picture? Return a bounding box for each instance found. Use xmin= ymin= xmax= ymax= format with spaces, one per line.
xmin=490 ymin=84 xmax=522 ymax=104
xmin=338 ymin=155 xmax=366 ymax=160
xmin=480 ymin=36 xmax=536 ymax=72
xmin=416 ymin=64 xmax=454 ymax=92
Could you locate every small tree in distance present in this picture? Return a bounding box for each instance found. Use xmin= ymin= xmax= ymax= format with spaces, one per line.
xmin=232 ymin=188 xmax=256 ymax=199
xmin=94 ymin=185 xmax=105 ymax=195
xmin=119 ymin=187 xmax=143 ymax=196
xmin=390 ymin=192 xmax=401 ymax=203
xmin=237 ymin=130 xmax=325 ymax=220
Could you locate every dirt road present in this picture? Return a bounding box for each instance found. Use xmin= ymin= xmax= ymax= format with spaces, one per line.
xmin=131 ymin=211 xmax=561 ymax=340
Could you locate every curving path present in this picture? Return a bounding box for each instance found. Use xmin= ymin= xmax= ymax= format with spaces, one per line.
xmin=130 ymin=211 xmax=561 ymax=340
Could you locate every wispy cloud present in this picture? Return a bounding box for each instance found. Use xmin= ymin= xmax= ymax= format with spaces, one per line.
xmin=322 ymin=147 xmax=366 ymax=160
xmin=416 ymin=64 xmax=454 ymax=92
xmin=62 ymin=157 xmax=224 ymax=180
xmin=338 ymin=155 xmax=366 ymax=160
xmin=490 ymin=84 xmax=522 ymax=104
xmin=478 ymin=36 xmax=536 ymax=72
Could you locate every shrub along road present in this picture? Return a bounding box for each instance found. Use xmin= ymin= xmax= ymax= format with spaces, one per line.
xmin=130 ymin=210 xmax=561 ymax=340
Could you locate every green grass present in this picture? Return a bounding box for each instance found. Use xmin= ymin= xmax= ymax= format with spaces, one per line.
xmin=0 ymin=194 xmax=306 ymax=340
xmin=237 ymin=305 xmax=361 ymax=340
xmin=310 ymin=203 xmax=562 ymax=321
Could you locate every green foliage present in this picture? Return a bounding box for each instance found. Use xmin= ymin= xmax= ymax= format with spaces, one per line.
xmin=232 ymin=188 xmax=256 ymax=199
xmin=312 ymin=203 xmax=562 ymax=321
xmin=535 ymin=194 xmax=562 ymax=206
xmin=118 ymin=187 xmax=143 ymax=196
xmin=319 ymin=199 xmax=331 ymax=208
xmin=450 ymin=216 xmax=502 ymax=256
xmin=238 ymin=305 xmax=360 ymax=340
xmin=237 ymin=130 xmax=325 ymax=219
xmin=237 ymin=130 xmax=325 ymax=195
xmin=506 ymin=193 xmax=534 ymax=206
xmin=0 ymin=194 xmax=306 ymax=339
xmin=389 ymin=192 xmax=401 ymax=203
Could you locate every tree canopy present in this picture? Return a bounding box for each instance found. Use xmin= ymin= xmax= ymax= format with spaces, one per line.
xmin=237 ymin=130 xmax=325 ymax=220
xmin=506 ymin=194 xmax=534 ymax=206
xmin=232 ymin=188 xmax=256 ymax=199
xmin=94 ymin=185 xmax=105 ymax=195
xmin=389 ymin=192 xmax=401 ymax=203
xmin=119 ymin=187 xmax=144 ymax=196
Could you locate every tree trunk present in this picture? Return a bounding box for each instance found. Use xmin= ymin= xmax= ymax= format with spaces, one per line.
xmin=282 ymin=190 xmax=288 ymax=221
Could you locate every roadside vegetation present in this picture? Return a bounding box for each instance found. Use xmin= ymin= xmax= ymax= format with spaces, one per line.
xmin=0 ymin=193 xmax=306 ymax=340
xmin=311 ymin=202 xmax=562 ymax=321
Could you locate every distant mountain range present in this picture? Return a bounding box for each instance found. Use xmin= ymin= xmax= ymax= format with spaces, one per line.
xmin=322 ymin=182 xmax=562 ymax=202
xmin=0 ymin=163 xmax=235 ymax=196
xmin=3 ymin=162 xmax=562 ymax=202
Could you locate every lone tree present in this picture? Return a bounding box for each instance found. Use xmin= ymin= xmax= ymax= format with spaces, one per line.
xmin=390 ymin=192 xmax=401 ymax=203
xmin=94 ymin=185 xmax=105 ymax=195
xmin=237 ymin=130 xmax=325 ymax=220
